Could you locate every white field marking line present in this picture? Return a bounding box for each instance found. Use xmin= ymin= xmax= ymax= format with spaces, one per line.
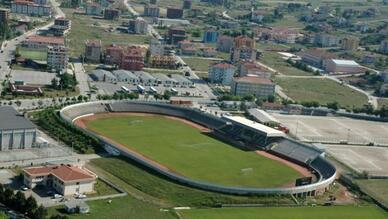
xmin=330 ymin=119 xmax=371 ymax=142
xmin=179 ymin=142 xmax=212 ymax=148
xmin=379 ymin=125 xmax=388 ymax=133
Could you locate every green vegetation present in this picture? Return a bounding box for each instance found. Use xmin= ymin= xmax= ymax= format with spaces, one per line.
xmin=179 ymin=206 xmax=388 ymax=219
xmin=260 ymin=52 xmax=313 ymax=76
xmin=64 ymin=9 xmax=150 ymax=57
xmin=86 ymin=115 xmax=300 ymax=187
xmin=88 ymin=179 xmax=119 ymax=197
xmin=90 ymin=157 xmax=295 ymax=207
xmin=356 ymin=179 xmax=388 ymax=208
xmin=48 ymin=196 xmax=175 ymax=219
xmin=182 ymin=57 xmax=218 ymax=73
xmin=31 ymin=108 xmax=102 ymax=154
xmin=18 ymin=47 xmax=47 ymax=61
xmin=275 ymin=78 xmax=369 ymax=109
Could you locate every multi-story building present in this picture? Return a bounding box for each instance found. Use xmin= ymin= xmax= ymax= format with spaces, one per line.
xmin=251 ymin=9 xmax=269 ymax=23
xmin=182 ymin=0 xmax=192 ymax=9
xmin=341 ymin=36 xmax=359 ymax=51
xmin=150 ymin=55 xmax=177 ymax=69
xmin=208 ymin=63 xmax=236 ymax=85
xmin=216 ymin=35 xmax=234 ymax=52
xmin=0 ymin=106 xmax=37 ymax=150
xmin=231 ymin=76 xmax=275 ymax=98
xmin=203 ymin=30 xmax=219 ymax=43
xmin=103 ymin=8 xmax=120 ymax=20
xmin=105 ymin=44 xmax=146 ymax=71
xmin=50 ymin=17 xmax=71 ymax=36
xmin=144 ymin=4 xmax=159 ymax=17
xmin=301 ymin=48 xmax=337 ymax=68
xmin=238 ymin=61 xmax=271 ymax=78
xmin=85 ymin=39 xmax=102 ymax=63
xmin=379 ymin=40 xmax=388 ymax=54
xmin=230 ymin=36 xmax=258 ymax=63
xmin=314 ymin=33 xmax=339 ymax=47
xmin=0 ymin=8 xmax=10 ymax=23
xmin=23 ymin=35 xmax=65 ymax=49
xmin=11 ymin=0 xmax=51 ymax=16
xmin=255 ymin=27 xmax=299 ymax=44
xmin=166 ymin=7 xmax=183 ymax=19
xmin=128 ymin=17 xmax=149 ymax=34
xmin=167 ymin=26 xmax=186 ymax=44
xmin=85 ymin=2 xmax=103 ymax=15
xmin=47 ymin=46 xmax=68 ymax=72
xmin=23 ymin=164 xmax=96 ymax=196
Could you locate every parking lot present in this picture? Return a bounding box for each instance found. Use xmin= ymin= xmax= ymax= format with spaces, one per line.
xmin=10 ymin=70 xmax=58 ymax=85
xmin=326 ymin=145 xmax=388 ymax=177
xmin=271 ymin=113 xmax=388 ymax=146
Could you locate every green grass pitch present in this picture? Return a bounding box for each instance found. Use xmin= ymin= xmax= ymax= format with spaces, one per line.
xmin=178 ymin=206 xmax=388 ymax=219
xmin=85 ymin=114 xmax=301 ymax=188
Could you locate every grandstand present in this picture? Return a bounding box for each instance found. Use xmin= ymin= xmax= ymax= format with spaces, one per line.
xmin=60 ymin=101 xmax=336 ymax=196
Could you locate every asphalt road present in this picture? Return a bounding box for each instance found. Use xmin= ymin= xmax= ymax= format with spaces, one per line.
xmin=73 ymin=62 xmax=90 ymax=96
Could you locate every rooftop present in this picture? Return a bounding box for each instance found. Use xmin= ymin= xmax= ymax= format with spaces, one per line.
xmin=25 ymin=35 xmax=65 ymax=45
xmin=212 ymin=63 xmax=235 ymax=69
xmin=0 ymin=106 xmax=36 ymax=130
xmin=233 ymin=76 xmax=273 ymax=85
xmin=24 ymin=165 xmax=96 ymax=182
xmin=331 ymin=59 xmax=360 ymax=66
xmin=222 ymin=116 xmax=285 ymax=137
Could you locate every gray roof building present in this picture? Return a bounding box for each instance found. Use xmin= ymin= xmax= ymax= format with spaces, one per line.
xmin=90 ymin=69 xmax=117 ymax=82
xmin=112 ymin=70 xmax=140 ymax=83
xmin=0 ymin=106 xmax=36 ymax=130
xmin=153 ymin=73 xmax=177 ymax=85
xmin=171 ymin=74 xmax=193 ymax=86
xmin=133 ymin=71 xmax=157 ymax=84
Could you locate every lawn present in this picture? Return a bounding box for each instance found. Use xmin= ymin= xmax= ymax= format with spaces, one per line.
xmin=179 ymin=206 xmax=388 ymax=219
xmin=378 ymin=98 xmax=388 ymax=109
xmin=48 ymin=195 xmax=175 ymax=219
xmin=275 ymin=78 xmax=369 ymax=109
xmin=19 ymin=48 xmax=47 ymax=61
xmin=85 ymin=115 xmax=300 ymax=188
xmin=89 ymin=157 xmax=295 ymax=207
xmin=87 ymin=179 xmax=119 ymax=198
xmin=182 ymin=57 xmax=218 ymax=73
xmin=356 ymin=179 xmax=388 ymax=208
xmin=260 ymin=52 xmax=314 ymax=76
xmin=63 ymin=9 xmax=150 ymax=57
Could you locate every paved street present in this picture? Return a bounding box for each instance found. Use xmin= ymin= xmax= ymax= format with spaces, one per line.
xmin=73 ymin=62 xmax=90 ymax=96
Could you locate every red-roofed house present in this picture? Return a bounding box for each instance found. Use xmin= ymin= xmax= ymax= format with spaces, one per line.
xmin=23 ymin=164 xmax=96 ymax=196
xmin=238 ymin=61 xmax=271 ymax=78
xmin=105 ymin=44 xmax=146 ymax=70
xmin=231 ymin=76 xmax=275 ymax=98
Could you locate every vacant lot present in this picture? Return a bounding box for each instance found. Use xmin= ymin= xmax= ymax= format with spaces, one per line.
xmin=63 ymin=9 xmax=149 ymax=57
xmin=182 ymin=57 xmax=218 ymax=73
xmin=275 ymin=78 xmax=369 ymax=108
xmin=260 ymin=52 xmax=314 ymax=76
xmin=85 ymin=114 xmax=300 ymax=188
xmin=179 ymin=206 xmax=388 ymax=219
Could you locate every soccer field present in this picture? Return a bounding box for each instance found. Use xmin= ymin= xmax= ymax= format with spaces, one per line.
xmin=179 ymin=206 xmax=388 ymax=219
xmin=85 ymin=114 xmax=300 ymax=188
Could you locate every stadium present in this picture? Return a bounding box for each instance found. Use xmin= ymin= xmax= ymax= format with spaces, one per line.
xmin=59 ymin=101 xmax=336 ymax=196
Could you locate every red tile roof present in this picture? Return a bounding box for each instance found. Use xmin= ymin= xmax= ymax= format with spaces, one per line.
xmin=24 ymin=165 xmax=95 ymax=183
xmin=25 ymin=35 xmax=65 ymax=45
xmin=213 ymin=62 xmax=234 ymax=69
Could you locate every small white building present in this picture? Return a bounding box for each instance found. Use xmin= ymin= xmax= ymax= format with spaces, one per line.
xmin=23 ymin=164 xmax=96 ymax=196
xmin=325 ymin=59 xmax=364 ymax=74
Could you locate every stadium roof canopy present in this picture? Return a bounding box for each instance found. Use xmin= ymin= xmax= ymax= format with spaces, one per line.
xmin=247 ymin=108 xmax=280 ymax=124
xmin=0 ymin=106 xmax=36 ymax=130
xmin=222 ymin=116 xmax=285 ymax=137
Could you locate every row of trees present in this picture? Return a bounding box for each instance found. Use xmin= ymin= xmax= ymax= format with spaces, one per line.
xmin=286 ymin=59 xmax=320 ymax=75
xmin=34 ymin=108 xmax=102 ymax=154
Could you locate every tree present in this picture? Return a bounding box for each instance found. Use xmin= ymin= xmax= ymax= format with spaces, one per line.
xmin=51 ymin=78 xmax=58 ymax=89
xmin=25 ymin=196 xmax=38 ymax=217
xmin=50 ymin=215 xmax=69 ymax=219
xmin=31 ymin=205 xmax=47 ymax=219
xmin=13 ymin=191 xmax=26 ymax=211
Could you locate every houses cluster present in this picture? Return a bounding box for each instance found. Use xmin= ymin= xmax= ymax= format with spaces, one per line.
xmin=11 ymin=0 xmax=51 ymax=16
xmin=84 ymin=1 xmax=120 ymax=20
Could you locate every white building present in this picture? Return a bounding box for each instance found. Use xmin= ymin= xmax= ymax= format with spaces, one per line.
xmin=23 ymin=164 xmax=96 ymax=196
xmin=208 ymin=63 xmax=236 ymax=85
xmin=0 ymin=106 xmax=37 ymax=150
xmin=325 ymin=59 xmax=364 ymax=74
xmin=231 ymin=76 xmax=275 ymax=98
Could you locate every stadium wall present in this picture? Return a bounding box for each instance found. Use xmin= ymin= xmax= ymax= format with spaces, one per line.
xmin=60 ymin=101 xmax=336 ymax=196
